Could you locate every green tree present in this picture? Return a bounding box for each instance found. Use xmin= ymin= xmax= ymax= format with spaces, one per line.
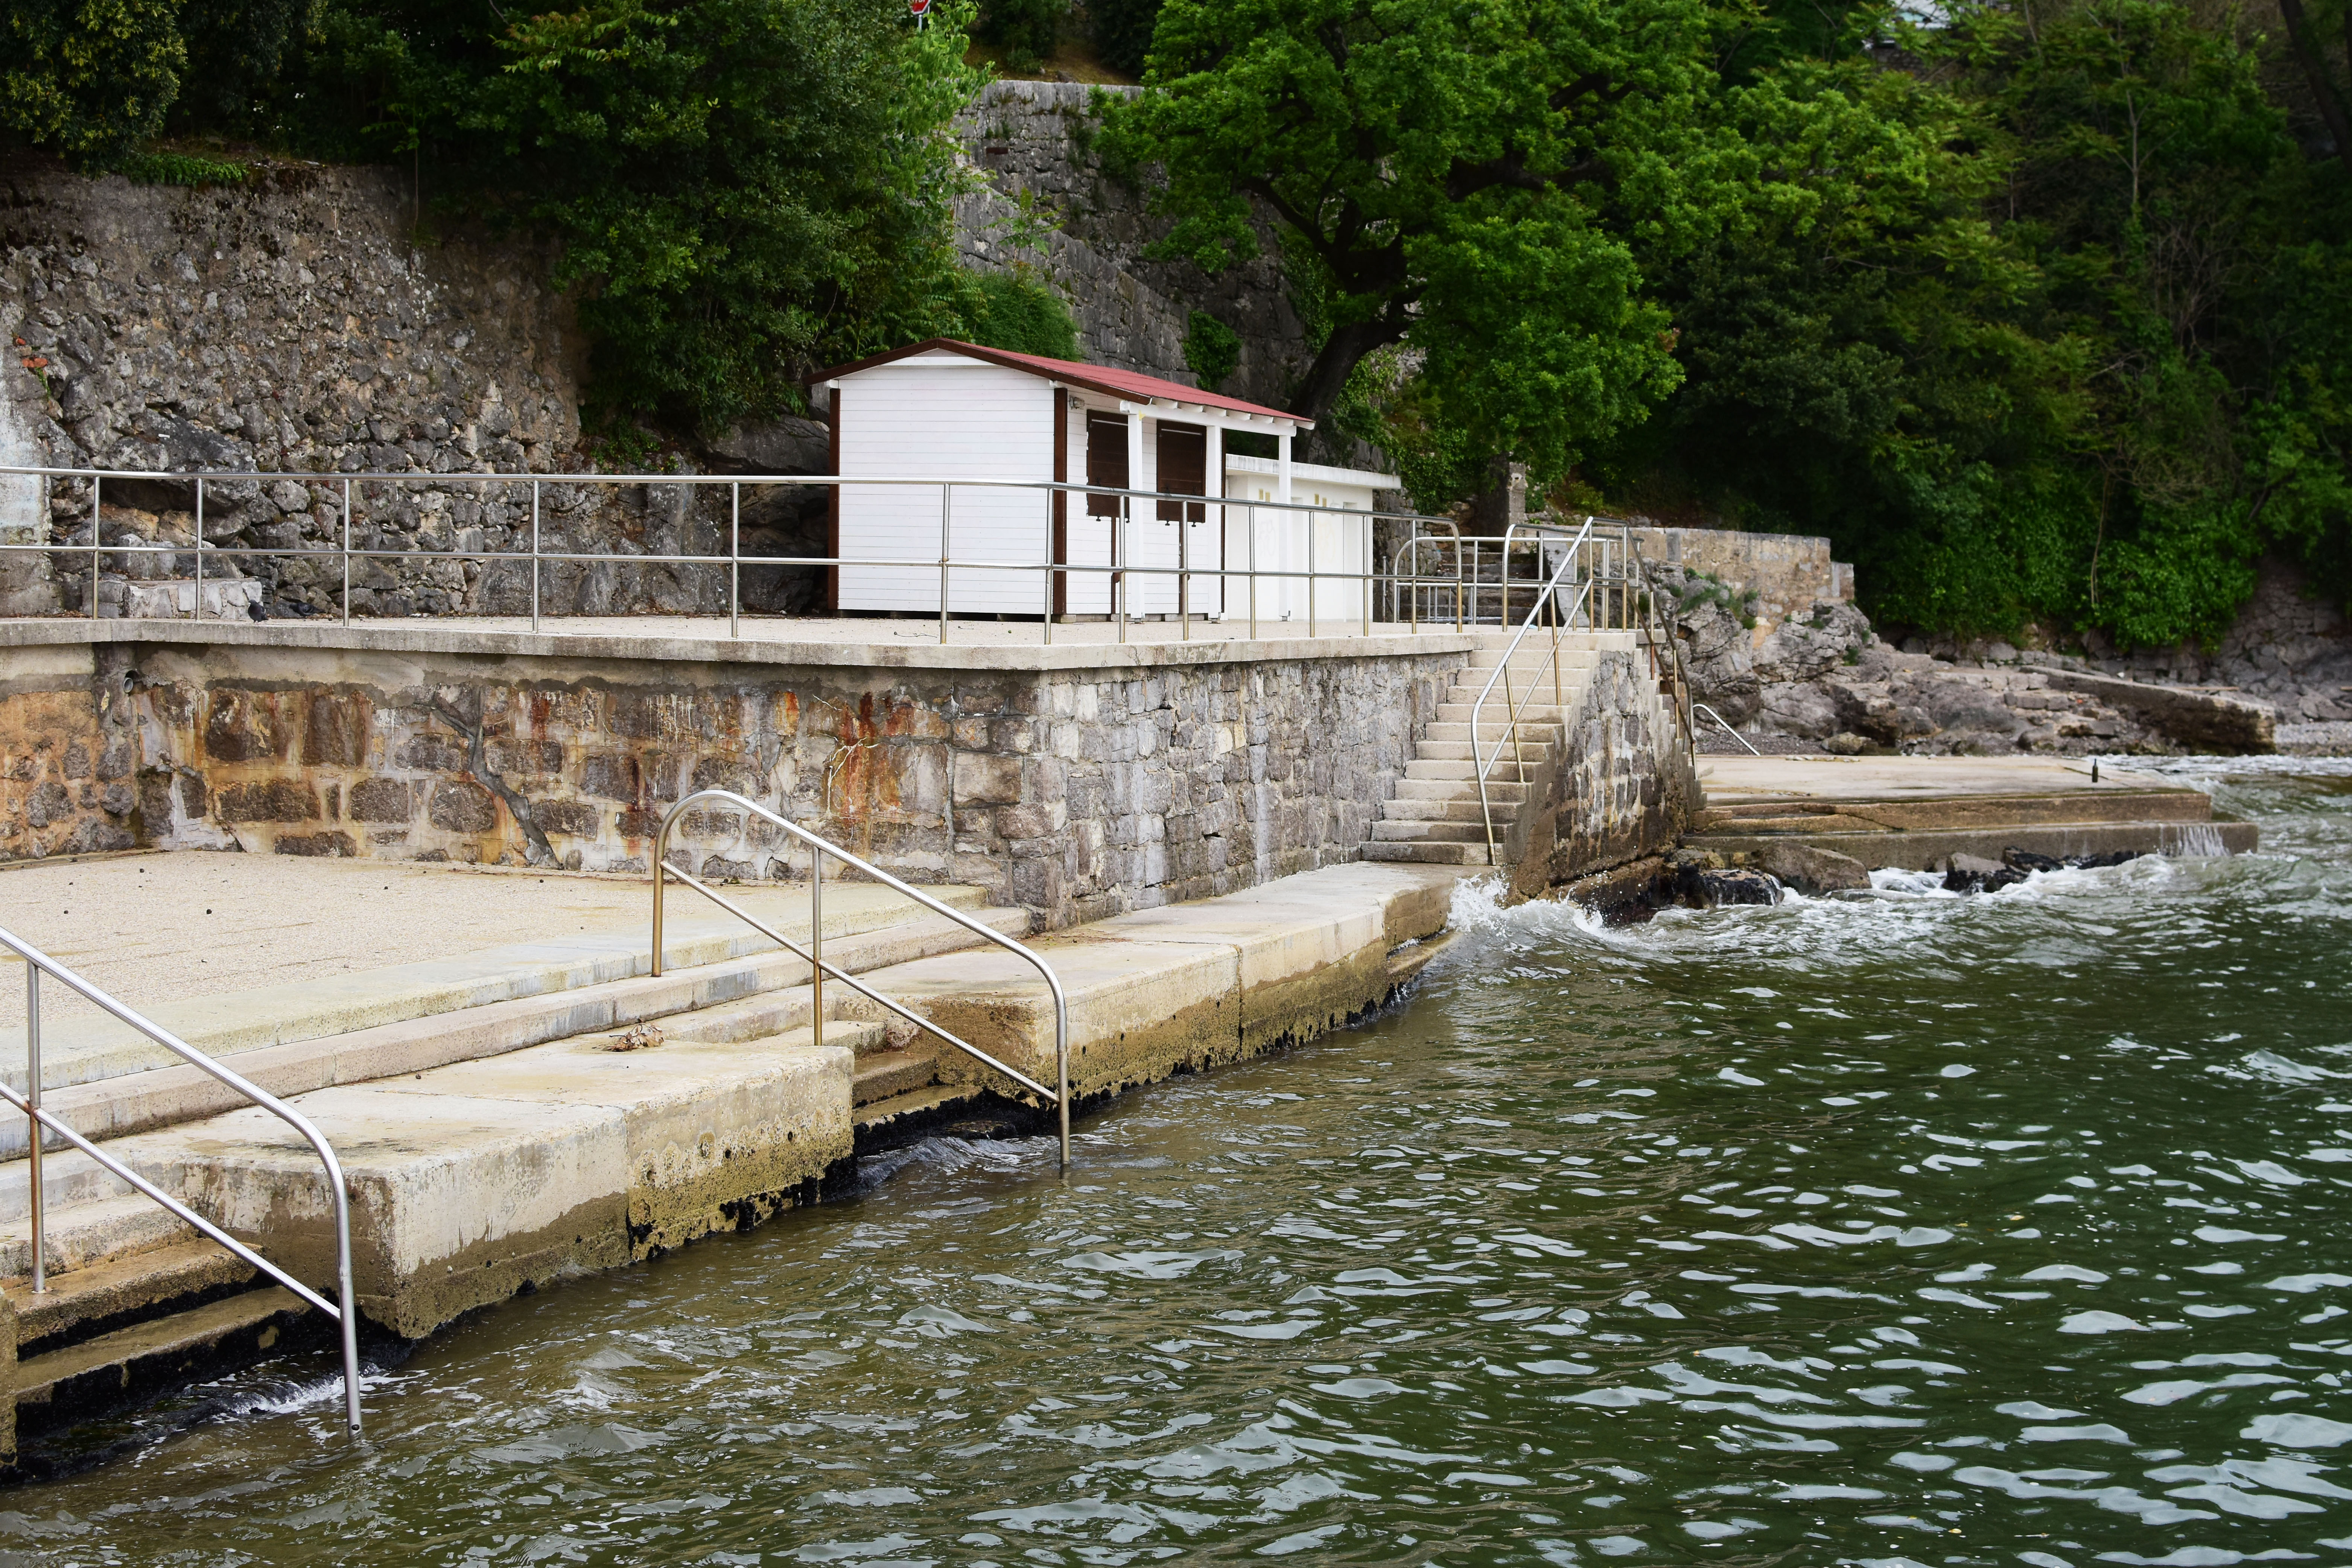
xmin=1101 ymin=0 xmax=1741 ymax=473
xmin=2 ymin=0 xmax=186 ymax=168
xmin=294 ymin=0 xmax=986 ymax=435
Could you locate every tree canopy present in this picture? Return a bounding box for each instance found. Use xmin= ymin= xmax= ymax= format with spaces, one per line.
xmin=1102 ymin=0 xmax=1747 ymax=473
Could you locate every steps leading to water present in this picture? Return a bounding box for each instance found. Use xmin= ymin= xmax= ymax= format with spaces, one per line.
xmin=0 ymin=858 xmax=1466 ymax=1457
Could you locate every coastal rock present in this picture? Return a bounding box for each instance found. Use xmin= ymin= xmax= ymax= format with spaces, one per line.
xmin=1756 ymin=841 xmax=1869 ymax=893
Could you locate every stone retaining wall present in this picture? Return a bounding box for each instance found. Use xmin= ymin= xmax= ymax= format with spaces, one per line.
xmin=0 ymin=633 xmax=1469 ymax=927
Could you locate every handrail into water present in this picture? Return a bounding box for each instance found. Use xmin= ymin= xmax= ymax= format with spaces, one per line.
xmin=1468 ymin=519 xmax=1597 ymax=867
xmin=1625 ymin=534 xmax=1699 ymax=757
xmin=1692 ymin=704 xmax=1763 ymax=755
xmin=648 ymin=789 xmax=1073 ymax=1169
xmin=0 ymin=926 xmax=363 ymax=1436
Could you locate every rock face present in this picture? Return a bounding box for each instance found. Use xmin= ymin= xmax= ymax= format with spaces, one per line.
xmin=0 ymin=156 xmax=778 ymax=621
xmin=951 ymin=81 xmax=1311 ymax=412
xmin=1654 ymin=573 xmax=2282 ymax=757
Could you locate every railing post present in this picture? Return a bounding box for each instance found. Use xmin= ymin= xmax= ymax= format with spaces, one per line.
xmin=530 ymin=479 xmax=541 ymax=633
xmin=730 ymin=481 xmax=741 ymax=640
xmin=1116 ymin=494 xmax=1128 ymax=645
xmin=1042 ymin=485 xmax=1055 ymax=646
xmin=88 ymin=473 xmax=100 ymax=621
xmin=1179 ymin=496 xmax=1190 ymax=642
xmin=194 ymin=476 xmax=204 ymax=617
xmin=341 ymin=478 xmax=353 ymax=627
xmin=939 ymin=481 xmax=951 ymax=646
xmin=811 ymin=843 xmax=823 ymax=1053
xmin=651 ymin=819 xmax=669 ymax=978
xmin=26 ymin=961 xmax=43 ymax=1294
xmin=1306 ymin=505 xmax=1317 ymax=639
xmin=1247 ymin=503 xmax=1258 ymax=640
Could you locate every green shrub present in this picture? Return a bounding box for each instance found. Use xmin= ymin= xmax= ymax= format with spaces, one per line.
xmin=954 ymin=269 xmax=1082 ymax=360
xmin=1181 ymin=309 xmax=1240 ymax=392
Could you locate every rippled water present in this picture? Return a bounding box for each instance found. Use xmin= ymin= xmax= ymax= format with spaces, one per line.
xmin=17 ymin=760 xmax=2352 ymax=1567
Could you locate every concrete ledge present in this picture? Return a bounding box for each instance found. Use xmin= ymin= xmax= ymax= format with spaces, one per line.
xmin=2 ymin=906 xmax=1027 ymax=1160
xmin=1684 ymin=818 xmax=2260 ymax=870
xmin=0 ymin=886 xmax=996 ymax=1095
xmin=0 ymin=616 xmax=1498 ymax=674
xmin=112 ymin=1027 xmax=854 ymax=1338
xmin=1695 ymin=789 xmax=2215 ymax=835
xmin=843 ymin=862 xmax=1467 ymax=1101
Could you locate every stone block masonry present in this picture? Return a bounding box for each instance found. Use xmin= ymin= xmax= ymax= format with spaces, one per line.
xmin=0 ymin=624 xmax=1475 ymax=929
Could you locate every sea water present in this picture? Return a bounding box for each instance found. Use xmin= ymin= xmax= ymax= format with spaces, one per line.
xmin=15 ymin=758 xmax=2352 ymax=1566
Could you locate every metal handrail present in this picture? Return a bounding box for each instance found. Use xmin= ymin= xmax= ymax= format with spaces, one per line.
xmin=648 ymin=789 xmax=1073 ymax=1168
xmin=0 ymin=462 xmax=1467 ymax=648
xmin=1394 ymin=523 xmax=1468 ymax=632
xmin=0 ymin=927 xmax=363 ymax=1435
xmin=1625 ymin=535 xmax=1698 ymax=757
xmin=1467 ymin=519 xmax=1597 ymax=866
xmin=1692 ymin=704 xmax=1762 ymax=755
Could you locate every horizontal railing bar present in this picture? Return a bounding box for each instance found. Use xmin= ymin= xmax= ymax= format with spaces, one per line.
xmin=0 ymin=1079 xmax=343 ymax=1320
xmin=660 ymin=864 xmax=1060 ymax=1104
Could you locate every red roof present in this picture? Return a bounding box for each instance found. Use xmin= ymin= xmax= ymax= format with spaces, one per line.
xmin=812 ymin=339 xmax=1309 ymax=427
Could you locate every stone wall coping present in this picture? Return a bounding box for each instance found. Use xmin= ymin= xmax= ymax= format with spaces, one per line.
xmin=0 ymin=617 xmax=1499 ymax=674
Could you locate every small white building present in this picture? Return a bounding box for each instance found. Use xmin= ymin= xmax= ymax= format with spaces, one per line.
xmin=815 ymin=339 xmax=1395 ymax=622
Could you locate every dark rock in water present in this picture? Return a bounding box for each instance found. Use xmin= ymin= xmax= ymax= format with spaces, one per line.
xmin=1944 ymin=846 xmax=2145 ymax=892
xmin=1757 ymin=840 xmax=1870 ymax=894
xmin=1943 ymin=853 xmax=2026 ymax=894
xmin=1679 ymin=867 xmax=1784 ymax=907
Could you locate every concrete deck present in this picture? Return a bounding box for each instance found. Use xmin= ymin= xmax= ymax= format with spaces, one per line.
xmin=1686 ymin=754 xmax=2257 ymax=870
xmin=0 ymin=855 xmax=998 ymax=1091
xmin=0 ymin=855 xmax=1468 ymax=1358
xmin=0 ymin=613 xmax=1500 ymax=672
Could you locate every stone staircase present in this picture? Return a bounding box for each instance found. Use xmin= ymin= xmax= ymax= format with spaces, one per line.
xmin=1365 ymin=634 xmax=1617 ymax=867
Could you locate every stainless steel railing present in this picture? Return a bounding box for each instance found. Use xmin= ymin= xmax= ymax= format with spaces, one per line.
xmin=648 ymin=789 xmax=1073 ymax=1168
xmin=0 ymin=927 xmax=364 ymax=1435
xmin=0 ymin=463 xmax=1520 ymax=645
xmin=1692 ymin=704 xmax=1762 ymax=754
xmin=1467 ymin=519 xmax=1599 ymax=866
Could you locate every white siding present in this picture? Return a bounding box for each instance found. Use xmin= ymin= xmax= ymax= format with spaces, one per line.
xmin=1220 ymin=469 xmax=1375 ymax=626
xmin=837 ymin=359 xmax=1056 ymax=614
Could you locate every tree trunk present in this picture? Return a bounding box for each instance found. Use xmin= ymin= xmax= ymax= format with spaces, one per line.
xmin=1286 ymin=318 xmax=1406 ymax=462
xmin=2279 ymin=0 xmax=2352 ymax=178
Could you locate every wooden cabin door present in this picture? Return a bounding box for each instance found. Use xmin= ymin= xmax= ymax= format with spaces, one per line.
xmin=1155 ymin=422 xmax=1213 ymax=617
xmin=1080 ymin=412 xmax=1128 ymax=616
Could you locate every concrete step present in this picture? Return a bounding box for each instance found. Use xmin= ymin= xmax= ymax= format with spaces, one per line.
xmin=1421 ymin=721 xmax=1565 ymax=744
xmin=1377 ymin=797 xmax=1504 ymax=824
xmin=1436 ymin=701 xmax=1568 ymax=723
xmin=1371 ymin=820 xmax=1494 ymax=844
xmin=1360 ymin=841 xmax=1490 ymax=865
xmin=1392 ymin=778 xmax=1528 ymax=803
xmin=78 ymin=1018 xmax=878 ymax=1339
xmin=1406 ymin=758 xmax=1553 ymax=782
xmin=2 ymin=905 xmax=1032 ymax=1169
xmin=1413 ymin=739 xmax=1557 ymax=764
xmin=14 ymin=1285 xmax=316 ymax=1436
xmin=853 ymin=1083 xmax=988 ymax=1143
xmin=5 ymin=1236 xmax=257 ymax=1357
xmin=0 ymin=1194 xmax=197 ymax=1285
xmin=852 ymin=1049 xmax=939 ymax=1107
xmin=0 ymin=881 xmax=1000 ymax=1100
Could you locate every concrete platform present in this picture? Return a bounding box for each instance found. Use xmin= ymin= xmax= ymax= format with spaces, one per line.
xmin=1 ymin=613 xmax=1499 ymax=672
xmin=0 ymin=856 xmax=996 ymax=1092
xmin=1684 ymin=754 xmax=2257 ymax=870
xmin=0 ymin=855 xmax=1470 ymax=1389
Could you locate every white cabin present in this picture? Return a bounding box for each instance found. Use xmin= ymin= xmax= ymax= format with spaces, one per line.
xmin=817 ymin=339 xmax=1382 ymax=622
